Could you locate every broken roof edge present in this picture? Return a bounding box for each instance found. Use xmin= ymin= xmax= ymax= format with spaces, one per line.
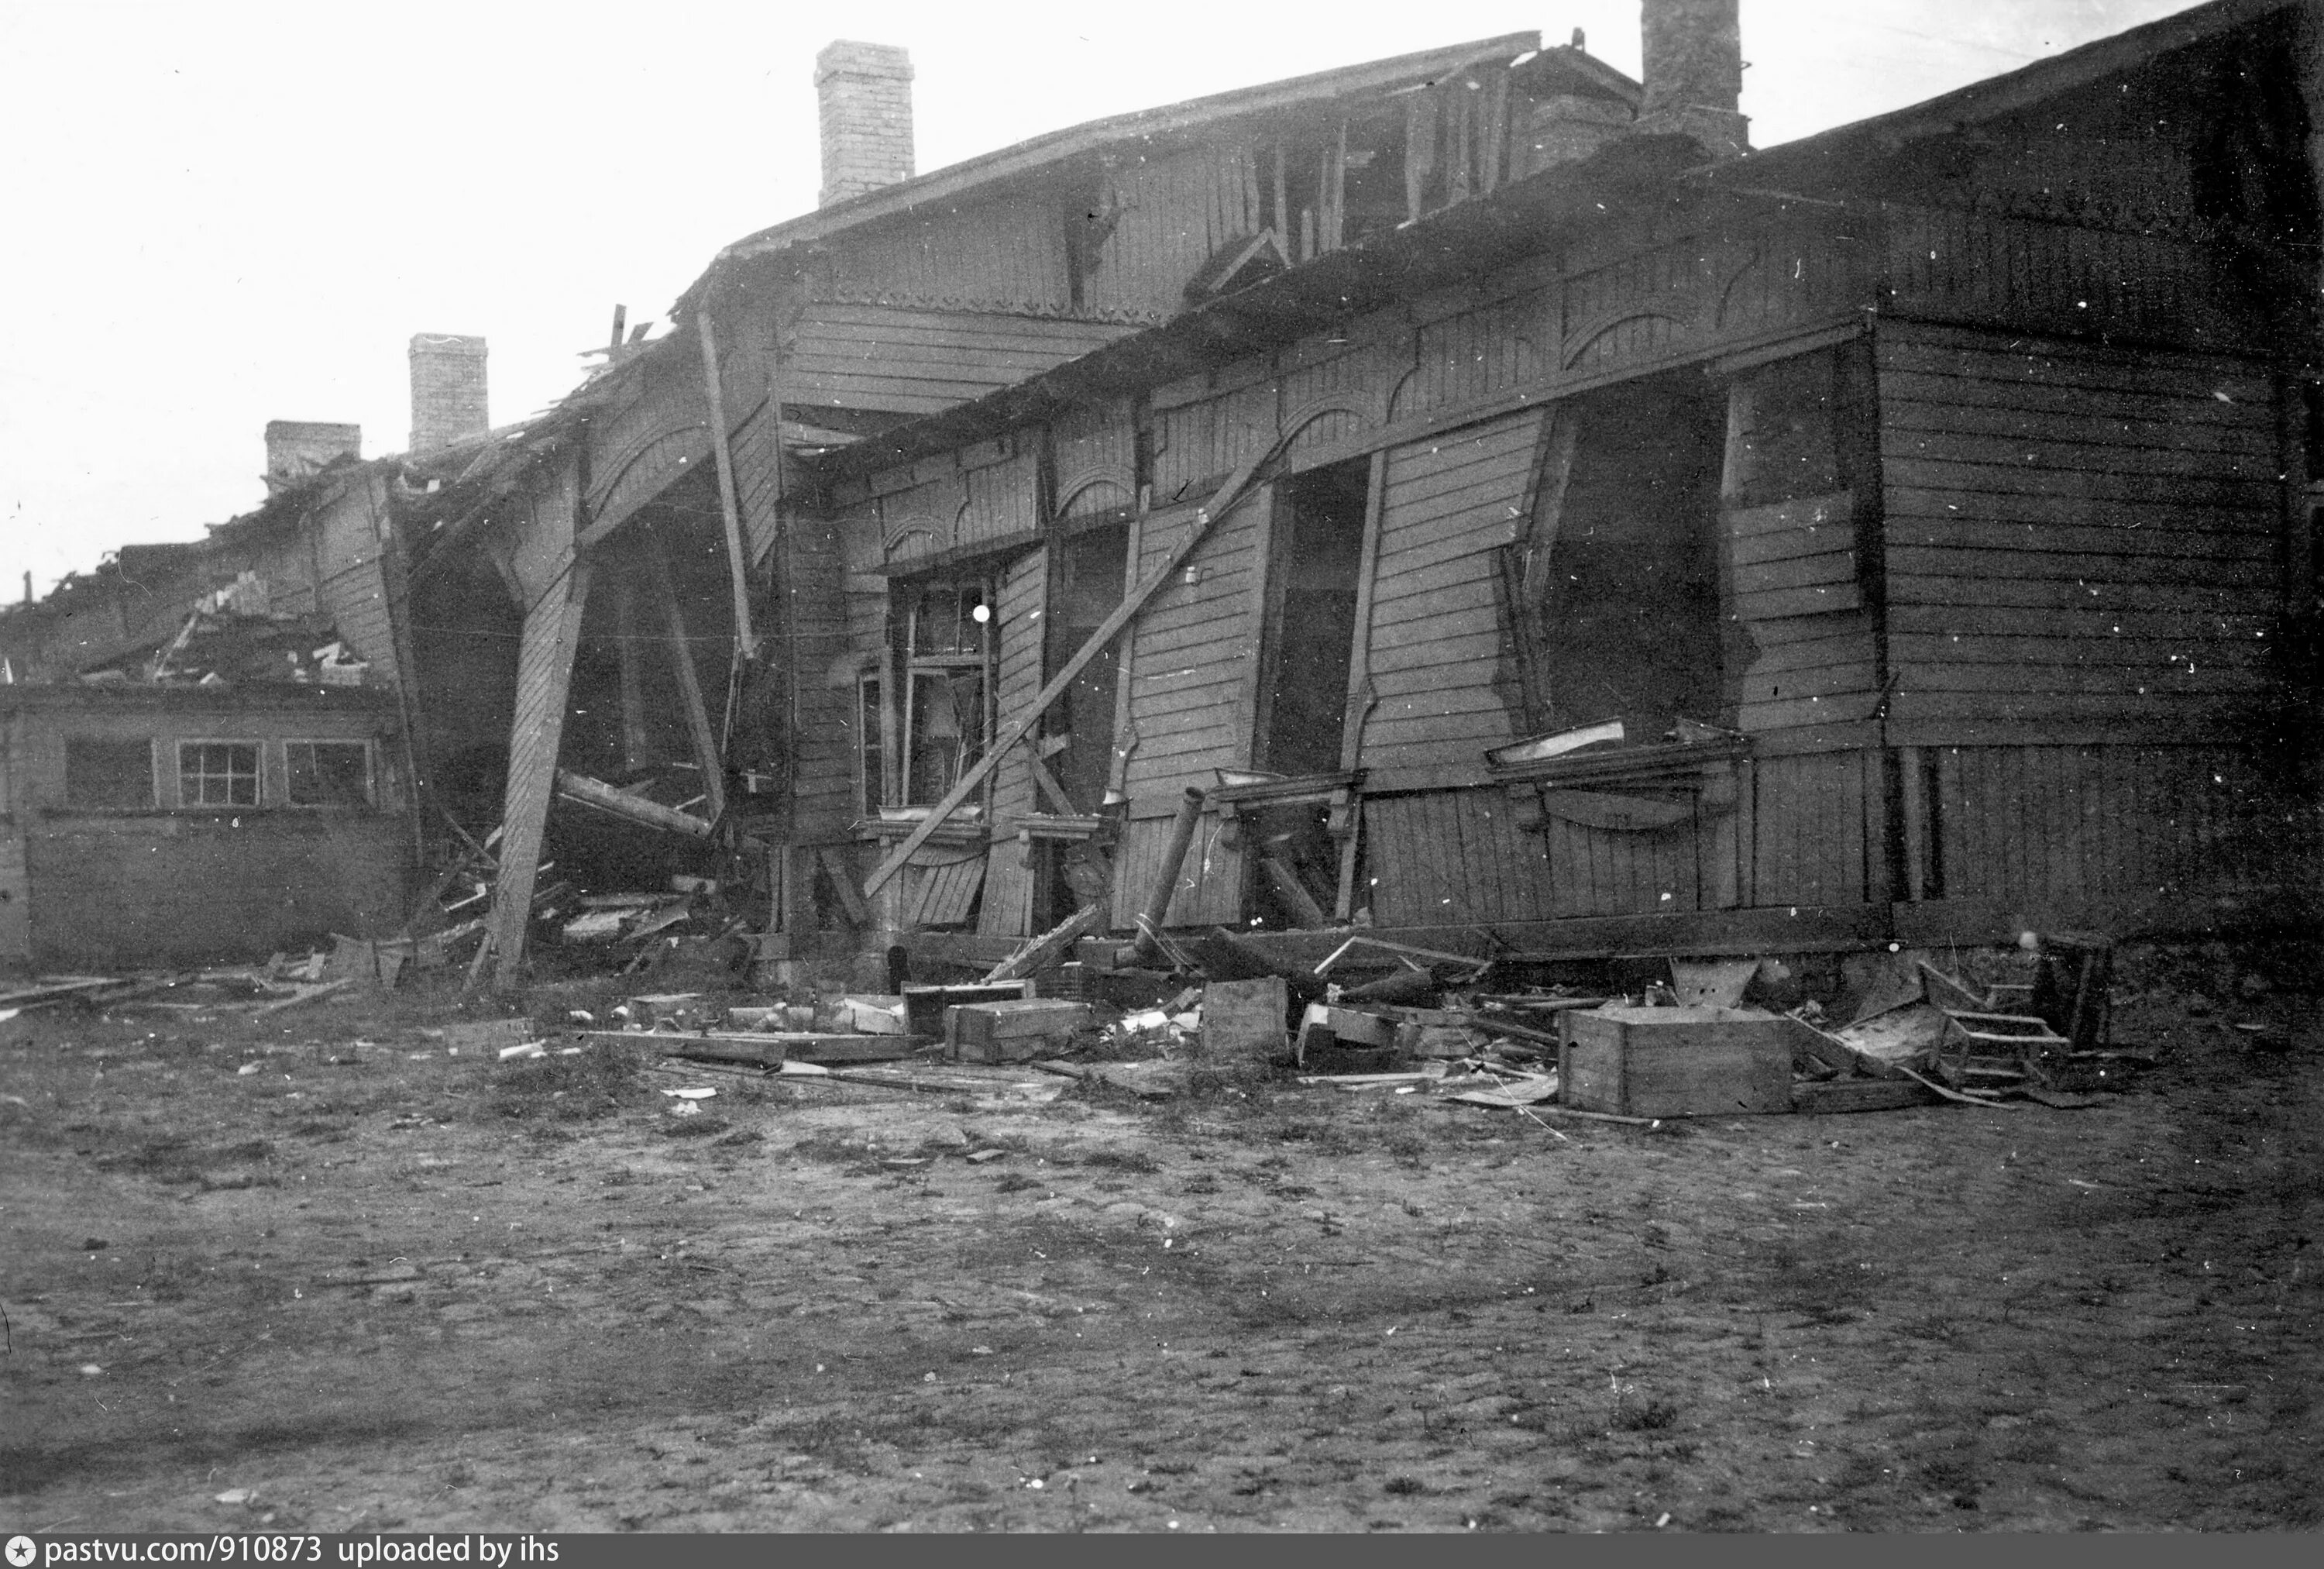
xmin=1693 ymin=0 xmax=2296 ymax=188
xmin=810 ymin=132 xmax=1708 ymax=483
xmin=687 ymin=31 xmax=1574 ymax=286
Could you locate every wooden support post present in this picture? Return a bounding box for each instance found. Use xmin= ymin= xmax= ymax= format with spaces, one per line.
xmin=486 ymin=478 xmax=592 ymax=990
xmin=648 ymin=545 xmax=727 ymax=826
xmin=865 ymin=431 xmax=1291 ymax=900
xmin=695 ymin=311 xmax=756 ymax=662
xmin=614 ymin=578 xmax=650 ymax=774
xmin=1023 ymin=736 xmax=1078 ymax=816
xmin=1131 ymin=787 xmax=1208 ymax=959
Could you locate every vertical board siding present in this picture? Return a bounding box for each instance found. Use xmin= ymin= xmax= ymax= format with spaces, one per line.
xmin=1875 ymin=322 xmax=2281 ymax=734
xmin=1083 ymin=146 xmax=1264 ymax=324
xmin=1052 ymin=399 xmax=1138 ymax=521
xmin=1119 ymin=501 xmax=1262 ymax=804
xmin=1359 ymin=411 xmax=1542 ymax=790
xmin=1109 ymin=807 xmax=1242 ymax=930
xmin=1930 ymin=745 xmax=2309 ymax=910
xmin=1747 ymin=750 xmax=1868 ymax=908
xmin=824 ymin=192 xmax=1074 ymax=315
xmin=1362 ymin=788 xmax=1550 ymax=927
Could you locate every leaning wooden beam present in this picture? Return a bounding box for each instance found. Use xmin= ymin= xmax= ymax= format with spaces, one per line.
xmin=486 ymin=481 xmax=593 ymax=989
xmin=862 ymin=429 xmax=1293 ymax=900
xmin=695 ymin=311 xmax=757 ymax=659
xmin=647 ymin=545 xmax=727 ymax=825
xmin=553 ymin=769 xmax=715 ymax=840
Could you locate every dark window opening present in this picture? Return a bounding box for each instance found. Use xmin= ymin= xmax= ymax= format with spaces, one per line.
xmin=64 ymin=737 xmax=153 ymax=809
xmin=1043 ymin=525 xmax=1129 ymax=811
xmin=178 ymin=741 xmax=260 ymax=808
xmin=286 ymin=741 xmax=373 ymax=807
xmin=1533 ymin=380 xmax=1727 ymax=741
xmin=1255 ymin=457 xmax=1371 ymax=778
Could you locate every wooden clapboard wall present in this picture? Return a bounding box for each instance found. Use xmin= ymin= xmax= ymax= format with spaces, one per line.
xmin=1360 ymin=410 xmax=1542 ymax=790
xmin=1117 ymin=498 xmax=1264 ymax=805
xmin=784 ymin=513 xmax=859 ymax=852
xmin=1875 ymin=321 xmax=2282 ymax=742
xmin=786 ymin=302 xmax=1133 ymax=418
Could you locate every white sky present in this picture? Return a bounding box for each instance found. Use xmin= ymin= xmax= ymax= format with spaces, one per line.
xmin=0 ymin=0 xmax=2199 ymax=600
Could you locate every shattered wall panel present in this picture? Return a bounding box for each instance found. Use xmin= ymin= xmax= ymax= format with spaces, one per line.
xmin=1117 ymin=500 xmax=1263 ymax=808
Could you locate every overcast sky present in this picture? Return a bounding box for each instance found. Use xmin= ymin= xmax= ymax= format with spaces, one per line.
xmin=0 ymin=1 xmax=2199 ymax=600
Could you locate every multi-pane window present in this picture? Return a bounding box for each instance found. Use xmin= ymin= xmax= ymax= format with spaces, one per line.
xmin=856 ymin=674 xmax=887 ymax=816
xmin=895 ymin=581 xmax=993 ymax=807
xmin=63 ymin=738 xmax=155 ymax=808
xmin=286 ymin=741 xmax=373 ymax=807
xmin=177 ymin=742 xmax=260 ymax=807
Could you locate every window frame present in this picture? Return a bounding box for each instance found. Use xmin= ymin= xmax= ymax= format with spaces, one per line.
xmin=890 ymin=576 xmax=996 ymax=812
xmin=174 ymin=739 xmax=263 ymax=810
xmin=60 ymin=735 xmax=157 ymax=811
xmin=284 ymin=738 xmax=376 ymax=809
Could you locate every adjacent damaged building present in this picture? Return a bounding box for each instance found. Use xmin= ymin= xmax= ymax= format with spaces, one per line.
xmin=5 ymin=0 xmax=2319 ymax=979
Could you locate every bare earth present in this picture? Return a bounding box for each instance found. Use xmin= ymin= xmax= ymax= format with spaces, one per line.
xmin=2 ymin=955 xmax=2317 ymax=1534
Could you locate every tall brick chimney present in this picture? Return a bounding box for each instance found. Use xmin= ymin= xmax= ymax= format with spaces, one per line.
xmin=407 ymin=333 xmax=489 ymax=455
xmin=263 ymin=421 xmax=360 ymax=494
xmin=1638 ymin=0 xmax=1749 ymax=160
xmin=816 ymin=41 xmax=914 ymax=207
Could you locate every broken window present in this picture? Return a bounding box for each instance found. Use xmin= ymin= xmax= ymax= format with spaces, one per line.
xmin=63 ymin=737 xmax=153 ymax=809
xmin=894 ymin=580 xmax=994 ymax=808
xmin=285 ymin=741 xmax=372 ymax=807
xmin=1528 ymin=379 xmax=1728 ymax=741
xmin=177 ymin=741 xmax=260 ymax=808
xmin=1254 ymin=457 xmax=1371 ymax=778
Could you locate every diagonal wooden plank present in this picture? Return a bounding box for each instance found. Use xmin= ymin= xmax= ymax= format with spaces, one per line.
xmin=863 ymin=429 xmax=1294 ymax=900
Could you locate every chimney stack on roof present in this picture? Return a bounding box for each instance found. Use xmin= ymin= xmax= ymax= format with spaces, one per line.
xmin=263 ymin=421 xmax=360 ymax=495
xmin=816 ymin=40 xmax=915 ymax=207
xmin=1638 ymin=0 xmax=1749 ymax=160
xmin=408 ymin=333 xmax=489 ymax=456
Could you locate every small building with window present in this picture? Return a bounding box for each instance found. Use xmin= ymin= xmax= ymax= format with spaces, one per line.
xmin=0 ymin=682 xmax=414 ymax=970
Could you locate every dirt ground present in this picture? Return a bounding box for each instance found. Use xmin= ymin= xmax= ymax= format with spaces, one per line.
xmin=2 ymin=943 xmax=2319 ymax=1534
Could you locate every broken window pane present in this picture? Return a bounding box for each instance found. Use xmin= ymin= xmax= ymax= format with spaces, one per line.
xmin=63 ymin=737 xmax=153 ymax=809
xmin=177 ymin=741 xmax=260 ymax=807
xmin=286 ymin=741 xmax=371 ymax=807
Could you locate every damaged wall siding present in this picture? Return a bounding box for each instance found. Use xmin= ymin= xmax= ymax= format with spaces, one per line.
xmin=786 ymin=303 xmax=1132 ymax=418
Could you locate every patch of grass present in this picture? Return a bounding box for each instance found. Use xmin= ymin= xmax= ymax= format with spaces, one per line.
xmin=1081 ymin=1148 xmax=1160 ymax=1175
xmin=484 ymin=1044 xmax=651 ymax=1122
xmin=1384 ymin=1476 xmax=1428 ymax=1495
xmin=1612 ymin=1397 xmax=1680 ymax=1433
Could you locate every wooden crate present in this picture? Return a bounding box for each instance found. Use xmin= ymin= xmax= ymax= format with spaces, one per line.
xmin=945 ymin=999 xmax=1093 ymax=1063
xmin=1559 ymin=1006 xmax=1794 ymax=1117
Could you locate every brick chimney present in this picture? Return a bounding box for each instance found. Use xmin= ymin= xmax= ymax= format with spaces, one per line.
xmin=263 ymin=421 xmax=360 ymax=494
xmin=816 ymin=41 xmax=914 ymax=207
xmin=1638 ymin=0 xmax=1749 ymax=160
xmin=407 ymin=333 xmax=489 ymax=455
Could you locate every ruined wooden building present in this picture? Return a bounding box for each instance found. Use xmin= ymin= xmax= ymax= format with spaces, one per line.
xmin=5 ymin=0 xmax=2319 ymax=979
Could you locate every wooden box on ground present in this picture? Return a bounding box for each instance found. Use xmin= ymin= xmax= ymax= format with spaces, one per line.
xmin=1203 ymin=977 xmax=1288 ymax=1059
xmin=946 ymin=999 xmax=1094 ymax=1063
xmin=1559 ymin=1006 xmax=1793 ymax=1117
